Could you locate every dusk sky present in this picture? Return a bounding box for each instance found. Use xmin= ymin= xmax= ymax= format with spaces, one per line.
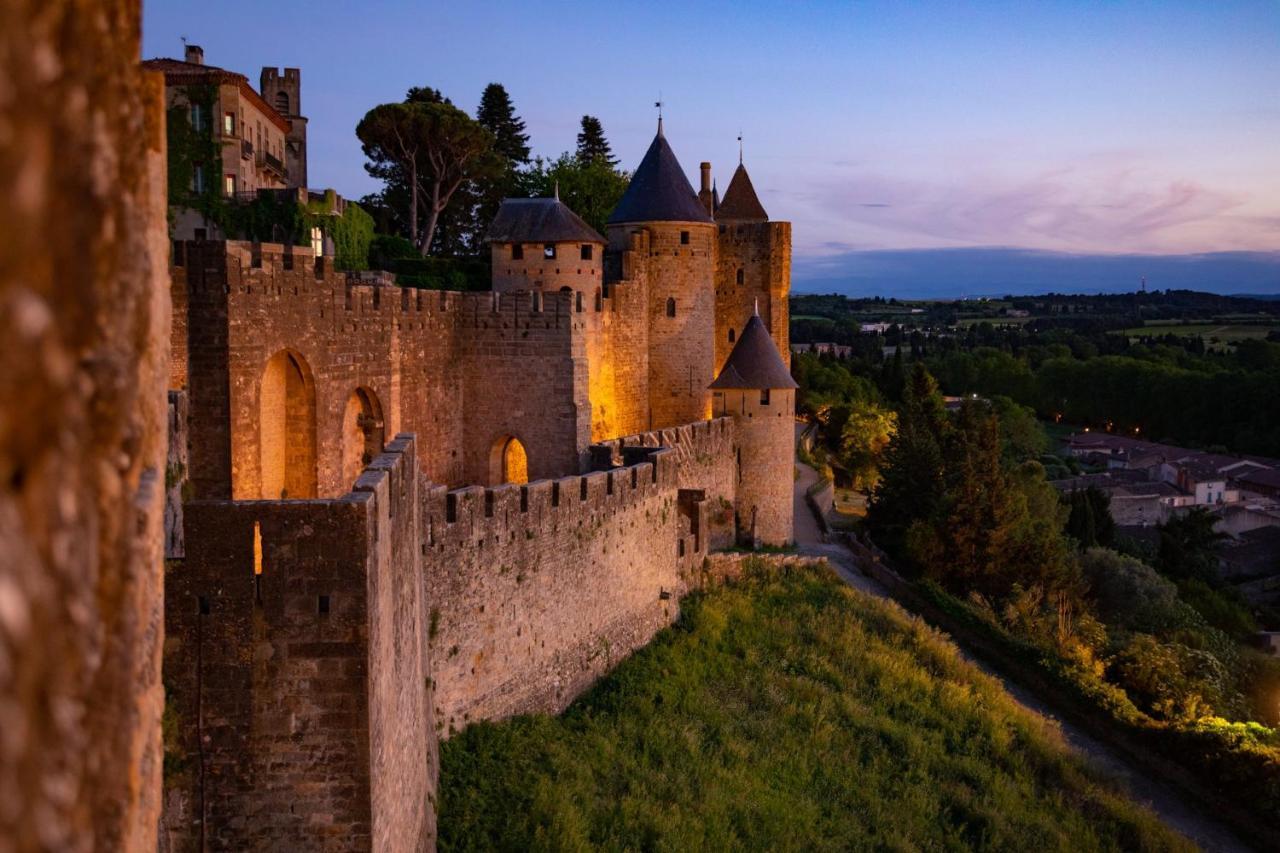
xmin=142 ymin=1 xmax=1280 ymax=294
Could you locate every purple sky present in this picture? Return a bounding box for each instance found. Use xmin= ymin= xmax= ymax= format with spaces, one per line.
xmin=142 ymin=1 xmax=1280 ymax=284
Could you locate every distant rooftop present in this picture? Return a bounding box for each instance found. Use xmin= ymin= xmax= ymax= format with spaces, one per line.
xmin=487 ymin=197 xmax=604 ymax=245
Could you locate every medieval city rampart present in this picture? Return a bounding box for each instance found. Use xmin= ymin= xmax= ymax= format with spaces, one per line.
xmin=423 ymin=418 xmax=737 ymax=733
xmin=163 ymin=436 xmax=435 ymax=852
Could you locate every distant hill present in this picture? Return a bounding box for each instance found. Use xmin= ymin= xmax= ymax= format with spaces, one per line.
xmin=793 ymin=248 xmax=1280 ymax=299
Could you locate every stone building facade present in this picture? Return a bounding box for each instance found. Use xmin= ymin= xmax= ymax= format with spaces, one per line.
xmin=162 ymin=119 xmax=797 ymax=849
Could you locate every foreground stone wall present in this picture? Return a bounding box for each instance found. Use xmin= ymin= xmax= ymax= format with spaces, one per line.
xmin=0 ymin=2 xmax=170 ymax=849
xmin=164 ymin=437 xmax=434 ymax=852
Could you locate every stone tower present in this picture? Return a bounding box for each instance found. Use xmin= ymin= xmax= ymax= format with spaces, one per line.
xmin=710 ymin=309 xmax=798 ymax=546
xmin=488 ymin=195 xmax=605 ymax=299
xmin=259 ymin=67 xmax=307 ymax=188
xmin=714 ymin=159 xmax=791 ymax=373
xmin=607 ymin=119 xmax=716 ymax=429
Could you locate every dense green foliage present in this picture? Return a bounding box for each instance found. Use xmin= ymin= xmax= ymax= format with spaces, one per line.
xmin=358 ymin=86 xmax=631 ymax=258
xmin=516 ymin=152 xmax=630 ymax=237
xmin=790 ymin=292 xmax=1280 ymax=456
xmin=793 ymin=347 xmax=1280 ymax=829
xmin=440 ymin=563 xmax=1186 ymax=851
xmin=357 ymin=87 xmax=502 ymax=255
xmin=367 ymin=235 xmax=488 ymax=291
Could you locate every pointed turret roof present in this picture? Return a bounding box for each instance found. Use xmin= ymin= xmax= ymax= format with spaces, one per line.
xmin=709 ymin=312 xmax=797 ymax=390
xmin=607 ymin=121 xmax=712 ymax=225
xmin=716 ymin=162 xmax=768 ymax=222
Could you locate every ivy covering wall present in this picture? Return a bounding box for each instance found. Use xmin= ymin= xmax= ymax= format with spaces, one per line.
xmin=164 ymin=86 xmax=373 ymax=270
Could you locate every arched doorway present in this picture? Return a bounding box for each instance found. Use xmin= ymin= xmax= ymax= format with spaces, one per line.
xmin=260 ymin=350 xmax=316 ymax=499
xmin=488 ymin=435 xmax=528 ymax=485
xmin=342 ymin=387 xmax=385 ymax=489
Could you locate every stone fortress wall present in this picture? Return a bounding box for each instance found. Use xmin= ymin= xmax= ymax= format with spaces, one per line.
xmin=426 ymin=417 xmax=738 ymax=732
xmin=173 ymin=239 xmax=594 ymax=498
xmin=163 ymin=436 xmax=435 ymax=852
xmin=161 ymin=134 xmax=796 ymax=850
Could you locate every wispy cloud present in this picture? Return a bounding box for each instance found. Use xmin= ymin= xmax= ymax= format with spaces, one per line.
xmin=789 ymin=158 xmax=1279 ymax=257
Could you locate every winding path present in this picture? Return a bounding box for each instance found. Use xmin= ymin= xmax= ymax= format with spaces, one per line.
xmin=791 ymin=448 xmax=1252 ymax=853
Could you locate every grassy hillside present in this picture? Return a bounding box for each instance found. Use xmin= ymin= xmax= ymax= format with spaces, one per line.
xmin=439 ymin=562 xmax=1189 ymax=851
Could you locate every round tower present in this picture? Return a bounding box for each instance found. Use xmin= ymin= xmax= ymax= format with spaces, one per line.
xmin=710 ymin=309 xmax=798 ymax=547
xmin=607 ymin=119 xmax=716 ymax=429
xmin=488 ymin=194 xmax=605 ymax=300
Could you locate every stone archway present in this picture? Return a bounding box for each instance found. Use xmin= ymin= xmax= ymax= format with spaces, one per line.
xmin=342 ymin=386 xmax=385 ymax=489
xmin=488 ymin=435 xmax=528 ymax=485
xmin=259 ymin=349 xmax=317 ymax=499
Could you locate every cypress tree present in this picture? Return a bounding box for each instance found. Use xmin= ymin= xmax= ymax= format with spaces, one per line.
xmin=867 ymin=363 xmax=947 ymax=556
xmin=476 ymin=83 xmax=530 ymax=166
xmin=576 ymin=115 xmax=618 ymax=167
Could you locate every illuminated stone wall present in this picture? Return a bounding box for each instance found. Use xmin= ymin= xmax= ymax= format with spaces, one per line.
xmin=715 ymin=221 xmax=792 ymax=372
xmin=0 ymin=1 xmax=170 ymax=848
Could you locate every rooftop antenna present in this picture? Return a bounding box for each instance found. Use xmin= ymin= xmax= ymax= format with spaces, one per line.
xmin=1140 ymin=275 xmax=1147 ymax=293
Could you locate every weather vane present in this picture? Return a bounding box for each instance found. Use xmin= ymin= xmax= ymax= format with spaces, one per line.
xmin=738 ymin=130 xmax=743 ymax=164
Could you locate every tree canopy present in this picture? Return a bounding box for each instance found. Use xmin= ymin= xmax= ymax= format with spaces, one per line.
xmin=575 ymin=115 xmax=618 ymax=167
xmin=357 ymin=92 xmax=501 ymax=256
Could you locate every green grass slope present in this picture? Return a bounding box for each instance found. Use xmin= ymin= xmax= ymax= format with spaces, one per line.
xmin=439 ymin=562 xmax=1190 ymax=852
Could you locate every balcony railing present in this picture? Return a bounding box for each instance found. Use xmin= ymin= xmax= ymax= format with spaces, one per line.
xmin=256 ymin=150 xmax=285 ymax=178
xmin=241 ymin=139 xmax=253 ymax=160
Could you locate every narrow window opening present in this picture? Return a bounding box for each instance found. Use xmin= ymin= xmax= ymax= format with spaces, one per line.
xmin=736 ymin=268 xmax=744 ymax=285
xmin=728 ymin=328 xmax=735 ymax=342
xmin=253 ymin=520 xmax=264 ymax=575
xmin=318 ymin=595 xmax=330 ymax=615
xmin=666 ymin=297 xmax=676 ymax=318
xmin=543 ymin=243 xmax=556 ymax=259
xmin=761 ymin=389 xmax=771 ymax=405
xmin=446 ymin=493 xmax=458 ymax=523
xmin=511 ymin=243 xmax=523 ymax=260
xmin=680 ymin=230 xmax=690 ymax=245
xmin=575 ymin=291 xmax=583 ymax=312
xmin=580 ymin=244 xmax=593 ymax=261
xmin=198 ymin=595 xmax=211 ymax=616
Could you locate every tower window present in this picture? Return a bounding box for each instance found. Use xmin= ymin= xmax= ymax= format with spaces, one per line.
xmin=543 ymin=243 xmax=556 ymax=259
xmin=275 ymin=91 xmax=290 ymax=115
xmin=728 ymin=328 xmax=735 ymax=342
xmin=511 ymin=243 xmax=523 ymax=260
xmin=736 ymin=268 xmax=744 ymax=285
xmin=223 ymin=112 xmax=236 ymax=136
xmin=760 ymin=389 xmax=771 ymax=405
xmin=580 ymin=244 xmax=593 ymax=261
xmin=666 ymin=297 xmax=676 ymax=317
xmin=223 ymin=174 xmax=236 ymax=197
xmin=680 ymin=230 xmax=690 ymax=245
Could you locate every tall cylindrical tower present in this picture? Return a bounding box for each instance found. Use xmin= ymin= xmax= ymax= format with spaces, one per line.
xmin=710 ymin=311 xmax=798 ymax=547
xmin=607 ymin=119 xmax=716 ymax=429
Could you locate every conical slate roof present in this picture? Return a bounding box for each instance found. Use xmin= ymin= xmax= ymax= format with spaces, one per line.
xmin=709 ymin=313 xmax=797 ymax=390
xmin=716 ymin=163 xmax=768 ymax=222
xmin=487 ymin=197 xmax=604 ymax=244
xmin=607 ymin=121 xmax=712 ymax=225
